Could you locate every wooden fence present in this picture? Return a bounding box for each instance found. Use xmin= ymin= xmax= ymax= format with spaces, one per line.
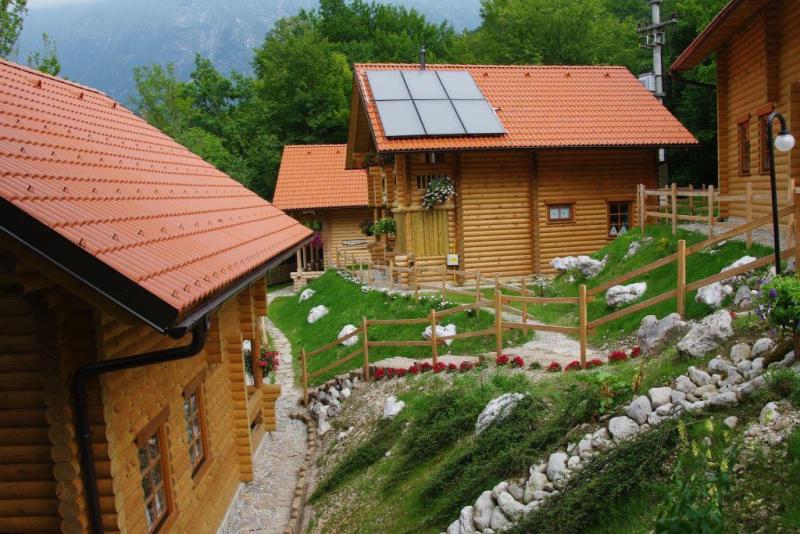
xmin=637 ymin=179 xmax=796 ymax=243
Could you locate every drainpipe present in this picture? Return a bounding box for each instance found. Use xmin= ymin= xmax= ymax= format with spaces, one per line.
xmin=73 ymin=317 xmax=210 ymax=534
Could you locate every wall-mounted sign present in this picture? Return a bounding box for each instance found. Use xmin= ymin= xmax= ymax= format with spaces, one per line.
xmin=446 ymin=254 xmax=459 ymax=267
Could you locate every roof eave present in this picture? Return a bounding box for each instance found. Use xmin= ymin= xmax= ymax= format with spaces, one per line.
xmin=373 ymin=142 xmax=700 ymax=153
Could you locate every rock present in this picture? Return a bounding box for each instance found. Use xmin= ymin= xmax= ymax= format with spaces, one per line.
xmin=695 ymin=384 xmax=719 ymax=398
xmin=655 ymin=403 xmax=673 ymax=416
xmin=489 ymin=507 xmax=511 ymax=531
xmin=647 ymin=412 xmax=665 ymax=426
xmin=720 ymin=370 xmax=743 ymax=387
xmin=299 ymin=288 xmax=316 ymax=302
xmin=383 ymin=395 xmax=405 ymax=419
xmin=546 ymin=452 xmax=569 ymax=481
xmin=507 ymin=480 xmax=525 ymax=503
xmin=752 ymin=338 xmax=776 ymax=358
xmin=524 ymin=472 xmax=549 ymax=503
xmin=338 ymin=324 xmax=359 ymax=347
xmin=567 ymin=456 xmax=581 ymax=469
xmin=447 ymin=519 xmax=460 ymax=534
xmin=708 ymin=391 xmax=739 ymax=407
xmin=566 ymin=442 xmax=577 ymax=456
xmin=476 ymin=393 xmax=526 ymax=435
xmin=340 ymin=387 xmax=351 ymax=399
xmin=721 ymin=256 xmax=758 ymax=283
xmin=531 ymin=490 xmax=551 ymax=501
xmin=551 ymin=255 xmax=608 ymax=278
xmin=737 ymin=360 xmax=753 ymax=374
xmin=608 ymin=416 xmax=640 ymax=441
xmin=734 ymin=284 xmax=753 ymax=310
xmin=730 ymin=343 xmax=752 ymax=364
xmin=498 ymin=492 xmax=527 ymax=521
xmin=492 ymin=481 xmax=509 ymax=500
xmin=752 ymin=358 xmax=765 ymax=373
xmin=760 ymin=402 xmax=781 ymax=425
xmin=592 ymin=427 xmax=613 ymax=451
xmin=696 ymin=282 xmax=733 ymax=308
xmin=678 ymin=310 xmax=733 ymax=357
xmin=626 ymin=396 xmax=653 ymax=425
xmin=307 ymin=305 xmax=329 ymax=324
xmin=625 ymin=240 xmax=641 ymax=258
xmin=458 ymin=506 xmax=476 ymax=534
xmin=724 ymin=416 xmax=739 ymax=429
xmin=606 ymin=282 xmax=647 ymax=307
xmin=685 ymin=400 xmax=708 ymax=413
xmin=318 ymin=418 xmax=331 ymax=435
xmin=709 ymin=357 xmax=734 ymax=375
xmin=422 ymin=324 xmax=457 ymax=346
xmin=671 ymin=389 xmax=688 ymax=403
xmin=472 ymin=491 xmax=495 ymax=530
xmin=736 ymin=376 xmax=767 ymax=397
xmin=577 ymin=437 xmax=593 ymax=459
xmin=688 ymin=366 xmax=713 ymax=387
xmin=648 ymin=387 xmax=672 ymax=409
xmin=636 ymin=313 xmax=686 ymax=354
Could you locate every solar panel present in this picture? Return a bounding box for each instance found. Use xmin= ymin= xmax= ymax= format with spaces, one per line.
xmin=367 ymin=69 xmax=505 ymax=138
xmin=367 ymin=70 xmax=410 ymax=100
xmin=375 ymin=100 xmax=425 ymax=137
xmin=401 ymin=70 xmax=448 ymax=100
xmin=452 ymin=100 xmax=506 ymax=135
xmin=437 ymin=71 xmax=484 ymax=99
xmin=414 ymin=100 xmax=465 ymax=136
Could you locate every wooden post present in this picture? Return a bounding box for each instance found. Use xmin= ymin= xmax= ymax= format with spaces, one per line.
xmin=677 ymin=239 xmax=687 ymax=319
xmin=578 ymin=284 xmax=587 ymax=367
xmin=362 ymin=316 xmax=370 ymax=381
xmin=494 ymin=272 xmax=500 ymax=289
xmin=494 ymin=290 xmax=503 ymax=356
xmin=688 ymin=184 xmax=694 ymax=215
xmin=671 ymin=182 xmax=678 ymax=235
xmin=413 ymin=266 xmax=420 ymax=299
xmin=296 ymin=249 xmax=302 ymax=273
xmin=368 ymin=261 xmax=373 ymax=285
xmin=441 ymin=268 xmax=447 ymax=301
xmin=430 ymin=309 xmax=439 ymax=367
xmin=389 ymin=260 xmax=394 ymax=290
xmin=520 ymin=278 xmax=528 ymax=334
xmin=301 ymin=349 xmax=308 ymax=406
xmin=707 ymin=184 xmax=715 ymax=238
xmin=475 ymin=272 xmax=482 ymax=304
xmin=746 ymin=181 xmax=753 ymax=249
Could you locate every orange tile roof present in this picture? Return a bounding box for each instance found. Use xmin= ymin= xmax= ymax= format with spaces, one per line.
xmin=0 ymin=59 xmax=312 ymax=330
xmin=274 ymin=144 xmax=368 ymax=210
xmin=670 ymin=0 xmax=769 ymax=73
xmin=354 ymin=63 xmax=698 ymax=152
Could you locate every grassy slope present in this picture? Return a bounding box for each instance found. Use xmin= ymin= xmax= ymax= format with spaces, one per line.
xmin=269 ymin=271 xmax=532 ymax=385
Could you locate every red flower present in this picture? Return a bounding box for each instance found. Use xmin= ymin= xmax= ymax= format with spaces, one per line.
xmin=609 ymin=350 xmax=628 ymax=363
xmin=583 ymin=358 xmax=603 ymax=369
xmin=374 ymin=367 xmax=385 ymax=379
xmin=511 ymin=356 xmax=525 ymax=368
xmin=546 ymin=361 xmax=562 ymax=373
xmin=397 ymin=368 xmax=407 ymax=378
xmin=730 ymin=311 xmax=738 ymax=320
xmin=447 ymin=363 xmax=458 ymax=372
xmin=459 ymin=361 xmax=474 ymax=372
xmin=420 ymin=362 xmax=433 ymax=372
xmin=564 ymin=360 xmax=582 ymax=372
xmin=432 ymin=362 xmax=447 ymax=373
xmin=387 ymin=368 xmax=396 ymax=378
xmin=496 ymin=354 xmax=510 ymax=366
xmin=630 ymin=346 xmax=642 ymax=358
xmin=409 ymin=365 xmax=420 ymax=375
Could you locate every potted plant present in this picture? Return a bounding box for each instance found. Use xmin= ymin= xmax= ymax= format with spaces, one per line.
xmin=422 ymin=176 xmax=456 ymax=209
xmin=372 ymin=217 xmax=397 ymax=251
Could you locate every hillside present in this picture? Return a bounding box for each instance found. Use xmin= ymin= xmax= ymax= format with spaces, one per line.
xmin=15 ymin=0 xmax=481 ymax=101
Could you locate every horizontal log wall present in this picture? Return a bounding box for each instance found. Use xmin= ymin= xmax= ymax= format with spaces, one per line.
xmin=537 ymin=149 xmax=657 ymax=273
xmin=324 ymin=208 xmax=373 ymax=266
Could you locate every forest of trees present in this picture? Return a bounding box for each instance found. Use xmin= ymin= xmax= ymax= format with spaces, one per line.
xmin=2 ymin=0 xmax=728 ymax=200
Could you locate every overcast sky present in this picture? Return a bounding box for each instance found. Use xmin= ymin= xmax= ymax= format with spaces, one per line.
xmin=28 ymin=0 xmax=103 ymax=8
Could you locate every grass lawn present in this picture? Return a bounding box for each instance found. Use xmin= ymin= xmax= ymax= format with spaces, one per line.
xmin=269 ymin=271 xmax=533 ymax=385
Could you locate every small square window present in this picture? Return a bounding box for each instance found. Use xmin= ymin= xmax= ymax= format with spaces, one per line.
xmin=608 ymin=202 xmax=631 ymax=238
xmin=547 ymin=204 xmax=574 ymax=223
xmin=183 ymin=375 xmax=210 ymax=477
xmin=137 ymin=420 xmax=170 ymax=533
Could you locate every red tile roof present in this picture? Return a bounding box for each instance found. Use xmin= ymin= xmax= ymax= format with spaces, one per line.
xmin=670 ymin=0 xmax=769 ymax=73
xmin=354 ymin=63 xmax=698 ymax=152
xmin=0 ymin=59 xmax=312 ymax=328
xmin=274 ymin=144 xmax=368 ymax=210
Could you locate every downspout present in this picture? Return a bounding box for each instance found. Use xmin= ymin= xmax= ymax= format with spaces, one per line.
xmin=73 ymin=317 xmax=210 ymax=534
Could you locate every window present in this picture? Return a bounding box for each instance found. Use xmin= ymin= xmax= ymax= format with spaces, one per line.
xmin=547 ymin=204 xmax=574 ymax=223
xmin=416 ymin=174 xmax=449 ymax=190
xmin=738 ymin=119 xmax=750 ymax=175
xmin=607 ymin=202 xmax=632 ymax=238
xmin=183 ymin=376 xmax=209 ymax=476
xmin=759 ymin=114 xmax=771 ymax=173
xmin=136 ymin=409 xmax=171 ymax=533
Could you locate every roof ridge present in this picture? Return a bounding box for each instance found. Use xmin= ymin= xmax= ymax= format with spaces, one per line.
xmin=354 ymin=62 xmax=628 ymax=70
xmin=0 ymin=57 xmax=107 ymax=97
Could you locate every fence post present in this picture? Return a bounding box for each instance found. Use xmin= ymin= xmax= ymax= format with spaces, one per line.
xmin=746 ymin=181 xmax=753 ymax=249
xmin=430 ymin=309 xmax=439 ymax=367
xmin=441 ymin=268 xmax=447 ymax=301
xmin=671 ymin=182 xmax=678 ymax=235
xmin=494 ymin=272 xmax=500 ymax=289
xmin=475 ymin=272 xmax=482 ymax=304
xmin=688 ymin=184 xmax=694 ymax=215
xmin=389 ymin=260 xmax=394 ymax=290
xmin=301 ymin=349 xmax=308 ymax=406
xmin=677 ymin=239 xmax=687 ymax=319
xmin=520 ymin=278 xmax=528 ymax=334
xmin=638 ymin=184 xmax=646 ymax=235
xmin=362 ymin=316 xmax=370 ymax=382
xmin=578 ymin=284 xmax=587 ymax=367
xmin=495 ymin=290 xmax=503 ymax=357
xmin=368 ymin=261 xmax=373 ymax=285
xmin=707 ymin=184 xmax=715 ymax=238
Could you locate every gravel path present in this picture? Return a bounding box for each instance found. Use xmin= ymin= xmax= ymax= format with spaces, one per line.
xmin=223 ymin=287 xmax=307 ymax=534
xmin=681 ymin=217 xmax=793 ymax=249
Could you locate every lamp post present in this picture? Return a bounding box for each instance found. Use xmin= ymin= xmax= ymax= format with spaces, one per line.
xmin=765 ymin=111 xmax=796 ymax=275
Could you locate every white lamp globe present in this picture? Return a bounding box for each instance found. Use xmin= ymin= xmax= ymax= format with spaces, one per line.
xmin=774 ymin=132 xmax=796 ymax=152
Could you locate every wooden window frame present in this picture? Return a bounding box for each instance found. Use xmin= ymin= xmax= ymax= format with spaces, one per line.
xmin=757 ymin=103 xmax=775 ymax=174
xmin=607 ymin=200 xmax=633 ymax=239
xmin=737 ymin=115 xmax=751 ymax=176
xmin=546 ymin=203 xmax=575 ymax=224
xmin=183 ymin=372 xmax=211 ymax=480
xmin=136 ymin=407 xmax=173 ymax=534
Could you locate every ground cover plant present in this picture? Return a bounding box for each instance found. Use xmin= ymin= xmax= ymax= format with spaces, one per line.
xmin=269 ymin=271 xmax=532 ymax=385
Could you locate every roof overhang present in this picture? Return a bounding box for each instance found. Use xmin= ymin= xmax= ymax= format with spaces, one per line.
xmin=670 ymin=0 xmax=770 ymax=73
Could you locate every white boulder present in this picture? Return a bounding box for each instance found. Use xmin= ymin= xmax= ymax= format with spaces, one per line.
xmin=299 ymin=288 xmax=316 ymax=302
xmin=752 ymin=338 xmax=775 ymax=358
xmin=383 ymin=395 xmax=405 ymax=419
xmin=721 ymin=256 xmax=758 ymax=283
xmin=606 ymin=282 xmax=647 ymax=307
xmin=423 ymin=324 xmax=457 ymax=346
xmin=551 ymin=255 xmax=608 ymax=278
xmin=626 ymin=396 xmax=653 ymax=425
xmin=760 ymin=402 xmax=782 ymax=425
xmin=546 ymin=452 xmax=569 ymax=481
xmin=625 ymin=240 xmax=641 ymax=258
xmin=636 ymin=313 xmax=685 ymax=354
xmin=498 ymin=492 xmax=527 ymax=521
xmin=307 ymin=305 xmax=329 ymax=324
xmin=648 ymin=387 xmax=673 ymax=409
xmin=733 ymin=285 xmax=753 ymax=310
xmin=476 ymin=393 xmax=526 ymax=435
xmin=688 ymin=366 xmax=713 ymax=387
xmin=608 ymin=416 xmax=640 ymax=441
xmin=677 ymin=310 xmax=733 ymax=357
xmin=472 ymin=491 xmax=495 ymax=530
xmin=730 ymin=343 xmax=752 ymax=364
xmin=490 ymin=507 xmax=511 ymax=531
xmin=696 ymin=282 xmax=733 ymax=308
xmin=708 ymin=392 xmax=739 ymax=408
xmin=338 ymin=324 xmax=359 ymax=347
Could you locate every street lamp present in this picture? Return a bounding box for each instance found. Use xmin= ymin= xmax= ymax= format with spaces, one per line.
xmin=765 ymin=111 xmax=796 ymax=275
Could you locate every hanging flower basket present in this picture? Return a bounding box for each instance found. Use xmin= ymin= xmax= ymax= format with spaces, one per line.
xmin=422 ymin=176 xmax=456 ymax=209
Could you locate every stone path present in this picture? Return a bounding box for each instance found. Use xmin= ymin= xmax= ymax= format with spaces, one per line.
xmin=222 ymin=287 xmax=307 ymax=534
xmin=681 ymin=216 xmax=793 ymax=249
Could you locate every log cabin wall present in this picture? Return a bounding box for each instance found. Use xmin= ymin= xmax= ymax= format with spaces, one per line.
xmin=293 ymin=208 xmax=373 ymax=267
xmin=718 ymin=0 xmax=799 ymax=219
xmin=536 ymin=149 xmax=657 ymax=273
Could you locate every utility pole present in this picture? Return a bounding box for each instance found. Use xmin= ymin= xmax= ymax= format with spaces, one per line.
xmin=637 ymin=0 xmax=677 ymax=187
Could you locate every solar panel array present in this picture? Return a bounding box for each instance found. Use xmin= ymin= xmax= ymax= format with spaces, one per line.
xmin=367 ymin=70 xmax=506 ymax=138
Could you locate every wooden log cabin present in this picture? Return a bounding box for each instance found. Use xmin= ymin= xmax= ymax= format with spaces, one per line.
xmin=671 ymin=0 xmax=800 ymax=220
xmin=0 ymin=59 xmax=312 ymax=533
xmin=273 ymin=144 xmax=373 ymax=270
xmin=345 ymin=63 xmax=698 ymax=276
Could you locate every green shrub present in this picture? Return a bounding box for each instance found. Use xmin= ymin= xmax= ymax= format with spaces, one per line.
xmin=372 ymin=217 xmax=397 ymax=236
xmin=758 ymin=275 xmax=800 ymax=353
xmin=766 ymin=368 xmax=800 ymax=405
